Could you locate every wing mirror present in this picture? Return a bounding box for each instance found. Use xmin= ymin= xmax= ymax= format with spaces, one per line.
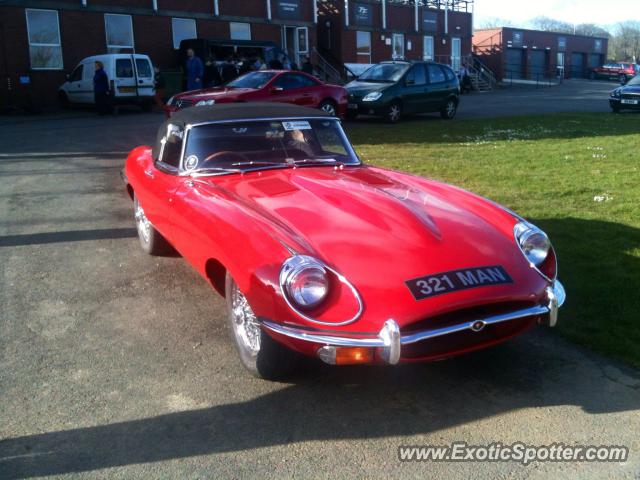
xmin=405 ymin=78 xmax=415 ymax=86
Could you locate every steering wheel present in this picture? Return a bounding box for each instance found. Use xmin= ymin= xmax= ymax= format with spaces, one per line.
xmin=202 ymin=150 xmax=249 ymax=166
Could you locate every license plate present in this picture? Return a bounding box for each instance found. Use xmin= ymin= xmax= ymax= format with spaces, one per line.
xmin=348 ymin=103 xmax=358 ymax=109
xmin=118 ymin=86 xmax=136 ymax=93
xmin=621 ymin=99 xmax=638 ymax=105
xmin=405 ymin=265 xmax=513 ymax=301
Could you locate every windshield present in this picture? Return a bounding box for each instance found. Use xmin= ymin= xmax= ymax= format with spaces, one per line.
xmin=226 ymin=71 xmax=276 ymax=89
xmin=183 ymin=119 xmax=360 ymax=174
xmin=626 ymin=75 xmax=640 ymax=86
xmin=358 ymin=63 xmax=410 ymax=82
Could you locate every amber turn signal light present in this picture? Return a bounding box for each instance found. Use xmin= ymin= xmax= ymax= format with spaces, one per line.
xmin=317 ymin=346 xmax=374 ymax=365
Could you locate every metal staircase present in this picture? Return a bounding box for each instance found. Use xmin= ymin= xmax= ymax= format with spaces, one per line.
xmin=468 ymin=56 xmax=497 ymax=92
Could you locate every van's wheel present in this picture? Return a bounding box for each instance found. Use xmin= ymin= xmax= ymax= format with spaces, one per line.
xmin=319 ymin=100 xmax=337 ymax=116
xmin=386 ymin=101 xmax=402 ymax=123
xmin=141 ymin=101 xmax=153 ymax=112
xmin=58 ymin=91 xmax=70 ymax=109
xmin=440 ymin=98 xmax=458 ymax=119
xmin=226 ymin=273 xmax=301 ymax=380
xmin=134 ymin=195 xmax=171 ymax=255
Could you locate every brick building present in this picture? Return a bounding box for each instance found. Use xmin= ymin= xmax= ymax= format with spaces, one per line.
xmin=474 ymin=27 xmax=608 ymax=81
xmin=317 ymin=0 xmax=474 ymax=75
xmin=0 ymin=0 xmax=318 ymax=109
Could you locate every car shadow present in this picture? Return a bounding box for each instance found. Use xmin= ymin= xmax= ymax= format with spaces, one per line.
xmin=1 ymin=218 xmax=638 ymax=478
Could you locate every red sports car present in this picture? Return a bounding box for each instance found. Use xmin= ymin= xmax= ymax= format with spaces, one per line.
xmin=124 ymin=103 xmax=565 ymax=380
xmin=165 ymin=70 xmax=348 ymax=118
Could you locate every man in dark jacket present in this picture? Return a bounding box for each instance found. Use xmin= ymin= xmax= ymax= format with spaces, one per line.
xmin=93 ymin=61 xmax=111 ymax=115
xmin=185 ymin=48 xmax=204 ymax=91
xmin=301 ymin=56 xmax=314 ymax=75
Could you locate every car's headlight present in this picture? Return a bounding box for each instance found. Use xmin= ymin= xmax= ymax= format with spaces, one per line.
xmin=362 ymin=91 xmax=383 ymax=102
xmin=166 ymin=96 xmax=175 ymax=106
xmin=280 ymin=255 xmax=329 ymax=309
xmin=611 ymin=89 xmax=621 ymax=98
xmin=514 ymin=222 xmax=550 ymax=267
xmin=196 ymin=99 xmax=215 ymax=106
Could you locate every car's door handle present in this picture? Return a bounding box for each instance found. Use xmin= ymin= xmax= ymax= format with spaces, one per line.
xmin=144 ymin=169 xmax=154 ymax=178
xmin=302 ymin=93 xmax=312 ymax=97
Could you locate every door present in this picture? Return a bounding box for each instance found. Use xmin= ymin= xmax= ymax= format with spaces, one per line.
xmin=400 ymin=64 xmax=428 ymax=113
xmin=134 ymin=57 xmax=155 ymax=98
xmin=114 ymin=57 xmax=136 ymax=99
xmin=356 ymin=31 xmax=371 ymax=64
xmin=269 ymin=73 xmax=316 ymax=107
xmin=505 ymin=48 xmax=524 ymax=79
xmin=392 ymin=34 xmax=404 ymax=60
xmin=425 ymin=63 xmax=450 ymax=111
xmin=557 ymin=52 xmax=565 ymax=78
xmin=283 ymin=26 xmax=296 ymax=67
xmin=528 ymin=50 xmax=547 ymax=80
xmin=451 ymin=37 xmax=461 ymax=72
xmin=65 ymin=64 xmax=84 ymax=103
xmin=570 ymin=52 xmax=585 ymax=78
xmin=588 ymin=54 xmax=603 ymax=74
xmin=296 ymin=27 xmax=309 ymax=68
xmin=423 ymin=36 xmax=434 ymax=61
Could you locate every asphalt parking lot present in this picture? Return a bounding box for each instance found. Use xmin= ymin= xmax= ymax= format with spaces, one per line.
xmin=1 ymin=83 xmax=639 ymax=479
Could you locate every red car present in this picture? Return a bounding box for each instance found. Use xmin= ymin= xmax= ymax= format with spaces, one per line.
xmin=591 ymin=62 xmax=638 ymax=83
xmin=124 ymin=103 xmax=565 ymax=380
xmin=165 ymin=70 xmax=348 ymax=118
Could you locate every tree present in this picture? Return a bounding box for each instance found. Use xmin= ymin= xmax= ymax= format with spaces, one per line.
xmin=609 ymin=21 xmax=640 ymax=61
xmin=529 ymin=16 xmax=574 ymax=34
xmin=478 ymin=17 xmax=518 ymax=29
xmin=574 ymin=24 xmax=610 ymax=38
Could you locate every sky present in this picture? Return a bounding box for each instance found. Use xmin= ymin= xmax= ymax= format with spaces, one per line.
xmin=474 ymin=0 xmax=640 ymax=29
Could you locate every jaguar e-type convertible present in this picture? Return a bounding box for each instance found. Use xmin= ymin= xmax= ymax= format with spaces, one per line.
xmin=123 ymin=103 xmax=565 ymax=380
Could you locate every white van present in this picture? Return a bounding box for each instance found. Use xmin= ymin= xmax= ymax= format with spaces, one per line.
xmin=58 ymin=54 xmax=155 ymax=110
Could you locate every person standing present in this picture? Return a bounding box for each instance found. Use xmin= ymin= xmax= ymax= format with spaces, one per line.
xmin=93 ymin=61 xmax=111 ymax=115
xmin=185 ymin=48 xmax=204 ymax=91
xmin=153 ymin=66 xmax=166 ymax=109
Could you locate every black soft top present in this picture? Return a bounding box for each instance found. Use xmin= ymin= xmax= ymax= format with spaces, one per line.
xmin=153 ymin=103 xmax=332 ymax=159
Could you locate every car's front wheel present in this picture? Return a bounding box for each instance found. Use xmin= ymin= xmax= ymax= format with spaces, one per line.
xmin=440 ymin=98 xmax=458 ymax=119
xmin=319 ymin=100 xmax=337 ymax=116
xmin=611 ymin=104 xmax=621 ymax=113
xmin=386 ymin=100 xmax=402 ymax=123
xmin=226 ymin=273 xmax=301 ymax=380
xmin=134 ymin=195 xmax=171 ymax=255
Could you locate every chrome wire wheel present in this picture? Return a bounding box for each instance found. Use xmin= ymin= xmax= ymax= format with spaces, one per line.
xmin=320 ymin=101 xmax=336 ymax=116
xmin=134 ymin=198 xmax=151 ymax=244
xmin=229 ymin=279 xmax=261 ymax=356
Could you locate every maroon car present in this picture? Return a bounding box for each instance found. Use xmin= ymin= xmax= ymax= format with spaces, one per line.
xmin=165 ymin=70 xmax=348 ymax=118
xmin=591 ymin=62 xmax=638 ymax=83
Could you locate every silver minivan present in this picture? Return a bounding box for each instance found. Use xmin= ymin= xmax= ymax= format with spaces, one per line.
xmin=58 ymin=53 xmax=155 ymax=110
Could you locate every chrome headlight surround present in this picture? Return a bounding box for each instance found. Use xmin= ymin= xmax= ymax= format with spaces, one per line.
xmin=196 ymin=99 xmax=215 ymax=106
xmin=166 ymin=95 xmax=176 ymax=106
xmin=362 ymin=91 xmax=383 ymax=102
xmin=610 ymin=89 xmax=621 ymax=98
xmin=514 ymin=221 xmax=556 ymax=281
xmin=280 ymin=255 xmax=329 ymax=310
xmin=279 ymin=254 xmax=364 ymax=325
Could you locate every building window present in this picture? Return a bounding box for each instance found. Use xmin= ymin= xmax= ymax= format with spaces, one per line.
xmin=356 ymin=31 xmax=371 ymax=64
xmin=172 ymin=18 xmax=197 ymax=50
xmin=230 ymin=22 xmax=251 ymax=41
xmin=423 ymin=36 xmax=434 ymax=61
xmin=25 ymin=9 xmax=63 ymax=70
xmin=105 ymin=14 xmax=134 ymax=52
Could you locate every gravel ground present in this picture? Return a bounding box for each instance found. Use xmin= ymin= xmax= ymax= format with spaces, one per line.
xmin=1 ymin=85 xmax=639 ymax=479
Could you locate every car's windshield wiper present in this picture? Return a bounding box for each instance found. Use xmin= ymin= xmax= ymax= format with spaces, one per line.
xmin=231 ymin=160 xmax=287 ymax=167
xmin=292 ymin=158 xmax=344 ymax=166
xmin=190 ymin=166 xmax=241 ymax=177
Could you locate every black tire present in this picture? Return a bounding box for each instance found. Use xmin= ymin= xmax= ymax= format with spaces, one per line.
xmin=385 ymin=100 xmax=402 ymax=123
xmin=318 ymin=100 xmax=337 ymax=116
xmin=611 ymin=105 xmax=621 ymax=113
xmin=141 ymin=101 xmax=153 ymax=112
xmin=225 ymin=273 xmax=301 ymax=380
xmin=133 ymin=195 xmax=171 ymax=255
xmin=345 ymin=109 xmax=358 ymax=120
xmin=58 ymin=91 xmax=70 ymax=109
xmin=440 ymin=98 xmax=458 ymax=120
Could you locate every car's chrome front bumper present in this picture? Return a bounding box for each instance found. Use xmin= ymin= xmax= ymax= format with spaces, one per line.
xmin=262 ymin=281 xmax=566 ymax=365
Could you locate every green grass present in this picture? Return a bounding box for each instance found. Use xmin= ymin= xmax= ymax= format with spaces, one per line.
xmin=345 ymin=113 xmax=640 ymax=368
